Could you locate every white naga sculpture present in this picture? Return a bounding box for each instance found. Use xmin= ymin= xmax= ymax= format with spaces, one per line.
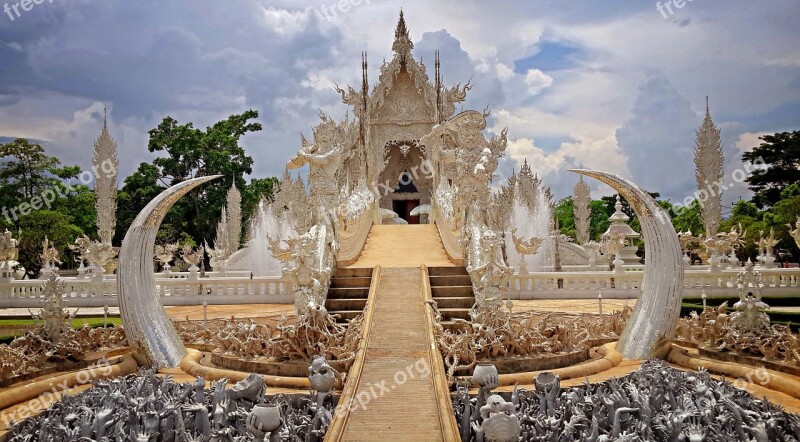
xmin=118 ymin=175 xmax=221 ymax=367
xmin=571 ymin=170 xmax=684 ymax=359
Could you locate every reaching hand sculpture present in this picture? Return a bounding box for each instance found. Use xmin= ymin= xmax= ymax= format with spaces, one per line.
xmin=453 ymin=361 xmax=799 ymax=442
xmin=7 ymin=369 xmax=333 ymax=441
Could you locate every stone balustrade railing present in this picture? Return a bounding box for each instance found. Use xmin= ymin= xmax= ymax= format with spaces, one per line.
xmin=1 ymin=266 xmax=797 ymax=308
xmin=430 ymin=200 xmax=464 ymax=264
xmin=508 ymin=267 xmax=800 ymax=299
xmin=337 ymin=206 xmax=375 ymax=266
xmin=0 ymin=275 xmax=290 ymax=308
xmin=73 ymin=270 xmax=254 ymax=282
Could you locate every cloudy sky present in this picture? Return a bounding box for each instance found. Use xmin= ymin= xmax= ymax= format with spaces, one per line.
xmin=0 ymin=0 xmax=798 ymax=214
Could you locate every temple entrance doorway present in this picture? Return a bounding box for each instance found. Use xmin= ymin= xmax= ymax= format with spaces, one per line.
xmin=393 ymin=199 xmax=421 ymax=224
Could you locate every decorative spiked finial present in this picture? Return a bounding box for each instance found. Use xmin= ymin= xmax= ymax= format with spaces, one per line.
xmin=705 ymin=95 xmax=710 ymax=117
xmin=392 ymin=9 xmax=413 ymax=61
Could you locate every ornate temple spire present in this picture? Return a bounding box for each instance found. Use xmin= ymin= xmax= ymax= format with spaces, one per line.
xmin=694 ymin=96 xmax=724 ymax=236
xmin=392 ymin=9 xmax=413 ymax=63
xmin=573 ymin=176 xmax=591 ymax=245
xmin=93 ymin=109 xmax=119 ymax=245
xmin=435 ymin=50 xmax=442 ymax=124
xmin=226 ymin=182 xmax=242 ymax=252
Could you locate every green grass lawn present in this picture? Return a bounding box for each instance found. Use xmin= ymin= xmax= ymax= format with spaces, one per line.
xmin=0 ymin=317 xmax=122 ymax=328
xmin=0 ymin=317 xmax=123 ymax=343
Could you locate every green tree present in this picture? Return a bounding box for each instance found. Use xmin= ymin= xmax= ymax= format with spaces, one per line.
xmin=14 ymin=211 xmax=83 ymax=276
xmin=743 ymin=130 xmax=800 ymax=208
xmin=769 ymin=184 xmax=800 ymax=258
xmin=117 ymin=110 xmax=268 ymax=247
xmin=671 ymin=199 xmax=704 ymax=235
xmin=0 ymin=139 xmax=81 ymax=211
xmin=115 ymin=163 xmax=166 ymax=243
xmin=0 ymin=139 xmax=90 ymax=273
xmin=554 ymin=197 xmax=576 ymax=240
xmin=242 ymin=177 xmax=280 ymax=225
xmin=588 ymin=200 xmax=610 ymax=241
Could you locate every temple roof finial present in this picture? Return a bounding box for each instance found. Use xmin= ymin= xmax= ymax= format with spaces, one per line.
xmin=392 ymin=9 xmax=413 ymax=59
xmin=705 ymin=95 xmax=710 ymax=117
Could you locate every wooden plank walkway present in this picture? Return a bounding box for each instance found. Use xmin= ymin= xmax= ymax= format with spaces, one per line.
xmin=344 ymin=225 xmax=456 ymax=268
xmin=327 ymin=225 xmax=459 ymax=441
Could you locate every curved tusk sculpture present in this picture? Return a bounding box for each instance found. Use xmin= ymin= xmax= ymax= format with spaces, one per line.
xmin=118 ymin=175 xmax=222 ymax=368
xmin=569 ymin=169 xmax=683 ymax=359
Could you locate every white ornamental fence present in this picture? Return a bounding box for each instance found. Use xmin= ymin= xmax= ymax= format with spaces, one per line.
xmin=0 ymin=275 xmax=290 ymax=308
xmin=507 ymin=267 xmax=800 ymax=300
xmin=0 ymin=267 xmax=797 ymax=308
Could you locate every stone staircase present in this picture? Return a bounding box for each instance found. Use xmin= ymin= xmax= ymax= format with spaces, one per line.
xmin=429 ymin=266 xmax=474 ymax=331
xmin=325 ymin=267 xmax=373 ymax=323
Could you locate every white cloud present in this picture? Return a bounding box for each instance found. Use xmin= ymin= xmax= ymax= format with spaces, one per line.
xmin=524 ymin=69 xmax=553 ymax=96
xmin=0 ymin=0 xmax=796 ymax=206
xmin=258 ymin=6 xmax=312 ymax=35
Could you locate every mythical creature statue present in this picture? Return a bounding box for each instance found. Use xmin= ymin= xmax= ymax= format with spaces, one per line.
xmin=467 ymin=229 xmax=513 ymax=312
xmin=154 ymin=243 xmax=179 ymax=273
xmin=0 ymin=229 xmax=19 ymax=263
xmin=0 ymin=229 xmax=20 ymax=278
xmin=271 ymin=226 xmax=335 ymax=315
xmin=39 ymin=236 xmax=61 ymax=276
xmin=181 ymin=244 xmax=204 ymax=271
xmin=511 ymin=228 xmax=543 ymax=274
xmin=288 ymin=112 xmax=354 ymax=229
xmin=789 ymin=217 xmax=800 ymax=249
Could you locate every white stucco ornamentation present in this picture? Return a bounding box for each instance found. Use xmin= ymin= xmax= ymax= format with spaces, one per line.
xmin=571 ymin=169 xmax=684 ymax=359
xmin=573 ymin=176 xmax=591 ymax=245
xmin=694 ymin=97 xmax=724 ymax=236
xmin=117 ymin=175 xmax=221 ymax=367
